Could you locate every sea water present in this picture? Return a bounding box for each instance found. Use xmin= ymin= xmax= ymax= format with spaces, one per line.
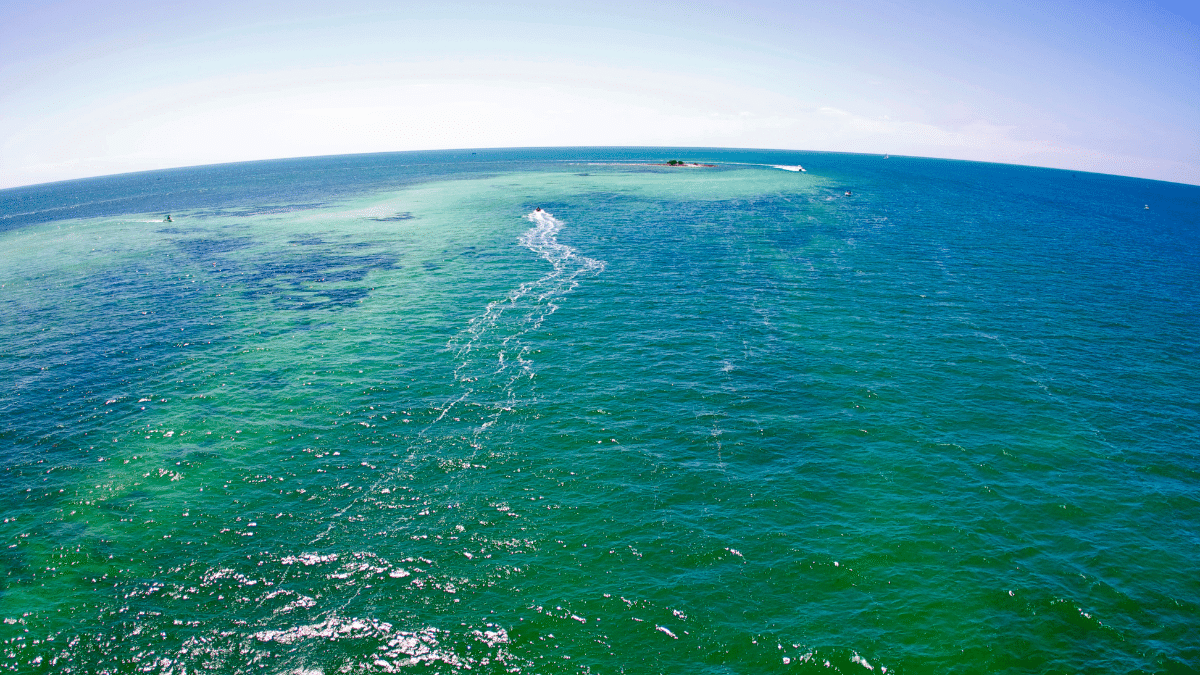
xmin=1 ymin=148 xmax=1197 ymax=673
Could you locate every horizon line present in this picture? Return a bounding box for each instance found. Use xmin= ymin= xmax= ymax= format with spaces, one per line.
xmin=3 ymin=145 xmax=1198 ymax=193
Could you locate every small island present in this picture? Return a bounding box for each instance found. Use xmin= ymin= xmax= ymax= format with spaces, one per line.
xmin=663 ymin=160 xmax=717 ymax=167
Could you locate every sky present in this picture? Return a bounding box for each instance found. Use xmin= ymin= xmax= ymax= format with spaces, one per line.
xmin=1 ymin=0 xmax=1197 ymax=188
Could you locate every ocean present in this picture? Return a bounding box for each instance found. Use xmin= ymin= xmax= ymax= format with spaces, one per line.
xmin=1 ymin=148 xmax=1197 ymax=673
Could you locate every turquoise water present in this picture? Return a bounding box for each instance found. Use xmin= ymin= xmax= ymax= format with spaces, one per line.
xmin=1 ymin=148 xmax=1197 ymax=674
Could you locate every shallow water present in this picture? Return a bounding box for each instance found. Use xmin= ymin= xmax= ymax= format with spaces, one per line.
xmin=1 ymin=149 xmax=1198 ymax=673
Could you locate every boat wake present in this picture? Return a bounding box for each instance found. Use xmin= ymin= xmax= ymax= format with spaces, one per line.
xmin=285 ymin=209 xmax=603 ymax=672
xmin=439 ymin=209 xmax=605 ymax=421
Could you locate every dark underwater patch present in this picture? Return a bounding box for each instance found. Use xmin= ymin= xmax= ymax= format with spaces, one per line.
xmin=289 ymin=235 xmax=328 ymax=246
xmin=175 ymin=236 xmax=256 ymax=256
xmin=188 ymin=203 xmax=326 ymax=218
xmin=365 ymin=212 xmax=415 ymax=222
xmin=233 ymin=250 xmax=400 ymax=311
xmin=274 ymin=288 xmax=370 ymax=311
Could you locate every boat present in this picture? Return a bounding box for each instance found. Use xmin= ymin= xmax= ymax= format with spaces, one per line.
xmin=163 ymin=214 xmax=172 ymax=222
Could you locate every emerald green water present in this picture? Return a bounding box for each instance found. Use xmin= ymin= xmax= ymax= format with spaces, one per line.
xmin=1 ymin=149 xmax=1198 ymax=673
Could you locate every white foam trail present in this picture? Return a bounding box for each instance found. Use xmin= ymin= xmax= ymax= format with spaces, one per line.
xmin=313 ymin=209 xmax=605 ymax=545
xmin=445 ymin=209 xmax=604 ymax=394
xmin=273 ymin=210 xmax=603 ymax=669
xmin=405 ymin=208 xmax=605 ymax=453
xmin=711 ymin=161 xmax=807 ymax=173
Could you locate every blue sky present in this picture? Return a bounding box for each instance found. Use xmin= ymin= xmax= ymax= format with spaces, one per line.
xmin=1 ymin=0 xmax=1197 ymax=188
